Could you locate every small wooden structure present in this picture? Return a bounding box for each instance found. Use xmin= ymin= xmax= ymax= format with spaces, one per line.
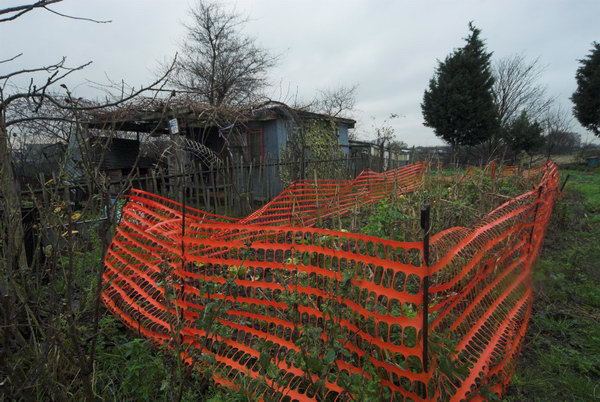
xmin=83 ymin=100 xmax=356 ymax=203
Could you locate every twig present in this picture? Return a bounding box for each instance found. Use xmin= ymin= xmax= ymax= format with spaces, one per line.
xmin=485 ymin=192 xmax=513 ymax=200
xmin=42 ymin=6 xmax=111 ymax=23
xmin=0 ymin=53 xmax=23 ymax=64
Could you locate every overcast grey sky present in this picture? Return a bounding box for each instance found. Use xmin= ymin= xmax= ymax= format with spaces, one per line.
xmin=2 ymin=0 xmax=599 ymax=145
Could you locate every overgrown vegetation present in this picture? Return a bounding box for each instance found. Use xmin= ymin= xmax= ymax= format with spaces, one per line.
xmin=279 ymin=119 xmax=347 ymax=186
xmin=0 ymin=223 xmax=228 ymax=400
xmin=0 ymin=162 xmax=571 ymax=401
xmin=321 ymin=165 xmax=538 ymax=240
xmin=505 ymin=166 xmax=600 ymax=401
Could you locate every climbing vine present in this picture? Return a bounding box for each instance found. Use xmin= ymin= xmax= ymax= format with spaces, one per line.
xmin=280 ymin=119 xmax=346 ymax=186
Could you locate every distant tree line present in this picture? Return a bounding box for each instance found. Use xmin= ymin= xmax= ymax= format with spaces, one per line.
xmin=421 ymin=23 xmax=599 ymax=164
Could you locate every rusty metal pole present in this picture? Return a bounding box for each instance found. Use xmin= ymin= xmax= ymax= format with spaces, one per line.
xmin=560 ymin=174 xmax=571 ymax=192
xmin=420 ymin=204 xmax=431 ymax=373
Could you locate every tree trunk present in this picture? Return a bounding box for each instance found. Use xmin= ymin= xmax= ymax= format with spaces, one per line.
xmin=451 ymin=142 xmax=458 ymax=168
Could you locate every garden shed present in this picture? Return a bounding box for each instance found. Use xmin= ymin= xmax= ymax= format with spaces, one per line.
xmin=83 ymin=100 xmax=355 ymax=203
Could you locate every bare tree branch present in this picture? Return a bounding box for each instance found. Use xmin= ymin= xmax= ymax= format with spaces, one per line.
xmin=5 ymin=115 xmax=75 ymax=127
xmin=493 ymin=54 xmax=554 ymax=126
xmin=0 ymin=57 xmax=87 ymax=82
xmin=2 ymin=59 xmax=93 ymax=108
xmin=3 ymin=57 xmax=176 ymax=112
xmin=540 ymin=104 xmax=578 ymax=156
xmin=0 ymin=0 xmax=62 ymax=22
xmin=316 ymin=84 xmax=358 ymax=118
xmin=42 ymin=5 xmax=111 ymax=23
xmin=0 ymin=53 xmax=24 ymax=64
xmin=0 ymin=1 xmax=109 ymax=24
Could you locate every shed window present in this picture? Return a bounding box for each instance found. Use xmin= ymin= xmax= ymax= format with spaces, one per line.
xmin=243 ymin=128 xmax=264 ymax=163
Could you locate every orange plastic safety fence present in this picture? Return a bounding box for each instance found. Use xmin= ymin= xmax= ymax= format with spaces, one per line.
xmin=103 ymin=163 xmax=429 ymax=401
xmin=102 ymin=161 xmax=559 ymax=401
xmin=428 ymin=161 xmax=559 ymax=399
xmin=489 ymin=161 xmax=520 ymax=179
xmin=240 ymin=162 xmax=426 ymax=226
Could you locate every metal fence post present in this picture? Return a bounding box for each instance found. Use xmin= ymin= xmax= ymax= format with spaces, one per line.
xmin=420 ymin=204 xmax=431 ymax=373
xmin=180 ymin=163 xmax=187 ymax=323
xmin=560 ymin=174 xmax=571 ymax=192
xmin=528 ymin=185 xmax=544 ymax=252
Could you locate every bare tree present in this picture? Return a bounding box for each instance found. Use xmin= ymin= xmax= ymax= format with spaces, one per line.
xmin=0 ymin=3 xmax=243 ymax=400
xmin=290 ymin=84 xmax=358 ymax=119
xmin=1 ymin=56 xmax=173 ymax=265
xmin=493 ymin=54 xmax=554 ymax=127
xmin=315 ymin=84 xmax=358 ymax=118
xmin=1 ymin=6 xmax=180 ymax=398
xmin=372 ymin=114 xmax=402 ymax=171
xmin=472 ymin=54 xmax=554 ymax=162
xmin=542 ymin=105 xmax=580 ymax=157
xmin=544 ymin=130 xmax=581 ymax=156
xmin=1 ymin=54 xmax=92 ymax=269
xmin=170 ymin=0 xmax=278 ymax=106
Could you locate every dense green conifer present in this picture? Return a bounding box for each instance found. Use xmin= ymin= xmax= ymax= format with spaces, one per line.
xmin=422 ymin=22 xmax=499 ymax=149
xmin=571 ymin=42 xmax=600 ymax=137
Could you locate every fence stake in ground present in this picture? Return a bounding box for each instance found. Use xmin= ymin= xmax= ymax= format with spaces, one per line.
xmin=560 ymin=174 xmax=571 ymax=192
xmin=420 ymin=203 xmax=431 ymax=373
xmin=528 ymin=185 xmax=544 ymax=252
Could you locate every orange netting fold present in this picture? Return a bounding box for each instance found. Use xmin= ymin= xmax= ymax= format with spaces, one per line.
xmin=102 ymin=161 xmax=559 ymax=401
xmin=427 ymin=162 xmax=558 ymax=399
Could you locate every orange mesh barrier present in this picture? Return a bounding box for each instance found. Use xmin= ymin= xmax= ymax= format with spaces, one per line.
xmin=240 ymin=162 xmax=426 ymax=226
xmin=102 ymin=161 xmax=559 ymax=400
xmin=428 ymin=161 xmax=559 ymax=399
xmin=489 ymin=162 xmax=530 ymax=179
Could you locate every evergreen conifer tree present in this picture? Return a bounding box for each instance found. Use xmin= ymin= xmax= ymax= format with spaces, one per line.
xmin=421 ymin=22 xmax=499 ymax=151
xmin=571 ymin=42 xmax=600 ymax=137
xmin=504 ymin=111 xmax=544 ymax=156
